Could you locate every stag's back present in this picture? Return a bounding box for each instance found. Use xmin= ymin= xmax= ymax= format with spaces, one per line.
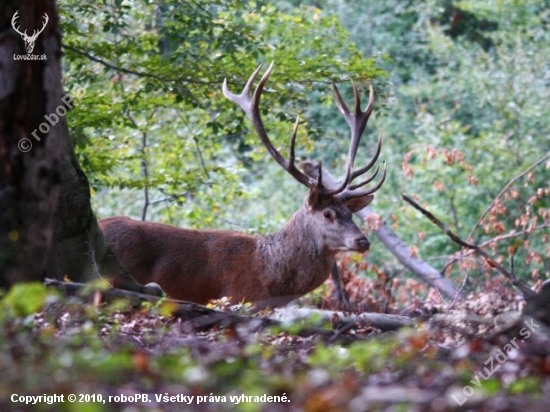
xmin=99 ymin=216 xmax=263 ymax=304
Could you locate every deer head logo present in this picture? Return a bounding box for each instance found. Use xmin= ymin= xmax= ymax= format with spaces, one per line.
xmin=12 ymin=11 xmax=49 ymax=54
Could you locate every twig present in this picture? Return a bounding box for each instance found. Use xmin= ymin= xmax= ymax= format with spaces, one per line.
xmin=445 ymin=273 xmax=468 ymax=316
xmin=62 ymin=43 xmax=167 ymax=83
xmin=440 ymin=223 xmax=550 ymax=271
xmin=62 ymin=44 xmax=202 ymax=107
xmin=149 ymin=191 xmax=247 ymax=229
xmin=141 ymin=125 xmax=150 ymax=221
xmin=330 ymin=263 xmax=350 ymax=309
xmin=127 ymin=113 xmax=152 ymax=221
xmin=149 ymin=192 xmax=189 ymax=205
xmin=85 ymin=231 xmax=102 ymax=279
xmin=467 ymin=152 xmax=550 ymax=240
xmin=176 ymin=112 xmax=211 ymax=180
xmin=478 ymin=223 xmax=550 ymax=247
xmin=402 ymin=193 xmax=537 ymax=299
xmin=193 ymin=136 xmax=210 ymax=180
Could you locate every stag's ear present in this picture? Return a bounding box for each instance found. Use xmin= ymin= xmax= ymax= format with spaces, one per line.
xmin=345 ymin=195 xmax=374 ymax=213
xmin=307 ymin=184 xmax=320 ymax=209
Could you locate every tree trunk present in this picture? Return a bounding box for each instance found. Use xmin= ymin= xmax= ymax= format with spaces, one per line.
xmin=0 ymin=0 xmax=152 ymax=294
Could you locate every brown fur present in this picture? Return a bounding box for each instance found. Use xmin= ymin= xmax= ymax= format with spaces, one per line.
xmin=99 ymin=191 xmax=373 ymax=307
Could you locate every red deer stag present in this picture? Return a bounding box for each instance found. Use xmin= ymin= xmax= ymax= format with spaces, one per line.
xmin=99 ymin=62 xmax=385 ymax=308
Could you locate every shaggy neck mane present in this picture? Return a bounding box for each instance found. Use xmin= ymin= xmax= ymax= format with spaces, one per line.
xmin=257 ymin=205 xmax=335 ymax=297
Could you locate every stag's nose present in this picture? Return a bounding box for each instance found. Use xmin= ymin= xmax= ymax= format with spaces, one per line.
xmin=354 ymin=237 xmax=370 ymax=252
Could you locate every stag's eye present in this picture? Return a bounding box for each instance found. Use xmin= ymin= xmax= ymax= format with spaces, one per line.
xmin=323 ymin=211 xmax=333 ymax=219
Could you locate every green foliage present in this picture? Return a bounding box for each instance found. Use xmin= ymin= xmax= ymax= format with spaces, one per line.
xmin=1 ymin=283 xmax=59 ymax=318
xmin=320 ymin=0 xmax=550 ymax=286
xmin=60 ymin=0 xmax=549 ymax=288
xmin=59 ymin=0 xmax=386 ymax=230
xmin=508 ymin=376 xmax=542 ymax=395
xmin=308 ymin=336 xmax=401 ymax=374
xmin=0 ymin=287 xmax=547 ymax=410
xmin=395 ymin=1 xmax=550 ymax=282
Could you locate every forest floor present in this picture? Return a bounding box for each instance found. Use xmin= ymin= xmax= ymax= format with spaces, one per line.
xmin=1 ymin=271 xmax=549 ymax=412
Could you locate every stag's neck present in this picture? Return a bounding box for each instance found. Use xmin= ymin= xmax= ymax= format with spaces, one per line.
xmin=257 ymin=206 xmax=334 ymax=297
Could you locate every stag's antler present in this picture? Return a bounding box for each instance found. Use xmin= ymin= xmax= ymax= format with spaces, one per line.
xmin=222 ymin=62 xmax=313 ymax=187
xmin=330 ymin=82 xmax=386 ymax=200
xmin=223 ymin=63 xmax=385 ymax=199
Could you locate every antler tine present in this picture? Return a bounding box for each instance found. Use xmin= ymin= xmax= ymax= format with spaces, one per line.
xmin=333 ymin=83 xmax=384 ymax=200
xmin=332 ymin=79 xmax=350 ymax=116
xmin=315 ymin=82 xmax=352 ymax=196
xmin=223 ymin=63 xmax=312 ymax=188
xmin=289 ymin=116 xmax=299 ymax=165
xmin=333 ymin=83 xmax=374 ymax=168
xmin=347 ymin=83 xmax=374 ymax=171
xmin=222 ymin=63 xmax=264 ymax=118
xmin=317 ymin=160 xmax=323 ymax=187
xmin=29 ymin=13 xmax=49 ymax=39
xmin=348 ymin=164 xmax=380 ymax=191
xmin=340 ymin=162 xmax=386 ymax=200
xmin=350 ymin=132 xmax=382 ymax=180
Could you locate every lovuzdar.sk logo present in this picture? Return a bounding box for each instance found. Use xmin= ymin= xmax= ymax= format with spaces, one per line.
xmin=12 ymin=10 xmax=48 ymax=61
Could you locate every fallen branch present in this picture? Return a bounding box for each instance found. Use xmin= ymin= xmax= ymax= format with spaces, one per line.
xmin=401 ymin=194 xmax=537 ymax=299
xmin=300 ymin=161 xmax=462 ymax=300
xmin=44 ymin=279 xmax=415 ymax=336
xmin=271 ymin=307 xmax=415 ymax=331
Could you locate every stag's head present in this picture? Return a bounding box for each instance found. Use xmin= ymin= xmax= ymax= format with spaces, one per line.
xmin=12 ymin=11 xmax=49 ymax=54
xmin=222 ymin=63 xmax=385 ymax=254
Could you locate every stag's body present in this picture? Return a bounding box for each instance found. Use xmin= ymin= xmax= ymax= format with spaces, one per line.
xmin=100 ymin=63 xmax=385 ymax=307
xmin=100 ymin=195 xmax=368 ymax=306
xmin=100 ymin=213 xmax=336 ymax=306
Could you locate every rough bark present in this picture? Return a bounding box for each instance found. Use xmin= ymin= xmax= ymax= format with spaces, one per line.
xmin=0 ymin=0 xmax=156 ymax=294
xmin=0 ymin=0 xmax=62 ymax=287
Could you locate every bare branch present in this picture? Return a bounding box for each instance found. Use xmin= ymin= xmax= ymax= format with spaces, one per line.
xmin=441 ymin=223 xmax=550 ymax=272
xmin=468 ymin=152 xmax=550 ymax=240
xmin=63 ymin=43 xmax=167 ymax=82
xmin=402 ymin=193 xmax=537 ymax=299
